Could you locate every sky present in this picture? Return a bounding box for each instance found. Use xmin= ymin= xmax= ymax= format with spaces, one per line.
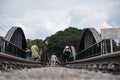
xmin=0 ymin=0 xmax=120 ymax=40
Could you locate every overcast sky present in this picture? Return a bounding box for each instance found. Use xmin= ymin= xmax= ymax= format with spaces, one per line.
xmin=0 ymin=0 xmax=120 ymax=40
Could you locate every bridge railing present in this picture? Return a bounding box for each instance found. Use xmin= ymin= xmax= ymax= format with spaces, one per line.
xmin=68 ymin=40 xmax=107 ymax=61
xmin=0 ymin=37 xmax=26 ymax=58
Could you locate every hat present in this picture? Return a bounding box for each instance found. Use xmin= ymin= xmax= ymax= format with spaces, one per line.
xmin=65 ymin=46 xmax=69 ymax=48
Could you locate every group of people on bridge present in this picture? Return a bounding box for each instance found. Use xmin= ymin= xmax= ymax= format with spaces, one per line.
xmin=47 ymin=45 xmax=72 ymax=66
xmin=25 ymin=42 xmax=72 ymax=65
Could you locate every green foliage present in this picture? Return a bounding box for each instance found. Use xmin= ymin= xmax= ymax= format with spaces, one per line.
xmin=26 ymin=39 xmax=45 ymax=50
xmin=105 ymin=39 xmax=117 ymax=53
xmin=45 ymin=27 xmax=83 ymax=58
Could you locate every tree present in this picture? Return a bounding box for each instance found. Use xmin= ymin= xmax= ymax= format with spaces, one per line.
xmin=26 ymin=39 xmax=45 ymax=49
xmin=45 ymin=27 xmax=83 ymax=58
xmin=105 ymin=39 xmax=117 ymax=53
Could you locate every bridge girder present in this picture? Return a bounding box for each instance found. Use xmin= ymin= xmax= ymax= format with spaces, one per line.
xmin=5 ymin=27 xmax=26 ymax=50
xmin=78 ymin=28 xmax=101 ymax=52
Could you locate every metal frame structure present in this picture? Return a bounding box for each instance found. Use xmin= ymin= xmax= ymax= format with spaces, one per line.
xmin=5 ymin=27 xmax=26 ymax=50
xmin=75 ymin=28 xmax=106 ymax=60
xmin=0 ymin=27 xmax=27 ymax=58
xmin=78 ymin=28 xmax=101 ymax=52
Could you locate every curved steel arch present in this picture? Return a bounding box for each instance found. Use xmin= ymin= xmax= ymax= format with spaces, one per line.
xmin=5 ymin=27 xmax=26 ymax=50
xmin=78 ymin=28 xmax=101 ymax=51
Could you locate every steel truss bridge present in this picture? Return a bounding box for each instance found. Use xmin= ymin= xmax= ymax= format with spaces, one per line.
xmin=0 ymin=27 xmax=120 ymax=72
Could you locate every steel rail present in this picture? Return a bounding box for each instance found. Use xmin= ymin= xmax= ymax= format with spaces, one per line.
xmin=0 ymin=52 xmax=42 ymax=64
xmin=0 ymin=52 xmax=44 ymax=71
xmin=66 ymin=51 xmax=120 ymax=72
xmin=67 ymin=51 xmax=120 ymax=64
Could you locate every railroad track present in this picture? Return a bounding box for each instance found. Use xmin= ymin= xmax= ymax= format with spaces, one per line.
xmin=0 ymin=52 xmax=43 ymax=71
xmin=66 ymin=51 xmax=120 ymax=72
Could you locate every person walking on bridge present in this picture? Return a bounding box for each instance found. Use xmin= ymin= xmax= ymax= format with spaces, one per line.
xmin=25 ymin=47 xmax=31 ymax=60
xmin=63 ymin=45 xmax=71 ymax=64
xmin=31 ymin=42 xmax=40 ymax=61
xmin=51 ymin=53 xmax=57 ymax=66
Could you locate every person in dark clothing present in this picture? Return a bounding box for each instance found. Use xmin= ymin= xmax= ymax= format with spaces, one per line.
xmin=63 ymin=46 xmax=71 ymax=64
xmin=25 ymin=47 xmax=31 ymax=60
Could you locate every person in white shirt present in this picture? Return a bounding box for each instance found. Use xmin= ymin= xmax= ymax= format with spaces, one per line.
xmin=51 ymin=53 xmax=57 ymax=66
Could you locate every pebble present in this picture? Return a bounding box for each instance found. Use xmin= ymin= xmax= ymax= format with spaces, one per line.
xmin=0 ymin=67 xmax=120 ymax=80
